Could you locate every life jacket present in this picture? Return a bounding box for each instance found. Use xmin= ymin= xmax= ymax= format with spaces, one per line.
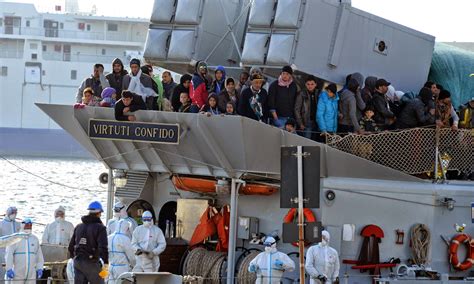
xmin=215 ymin=205 xmax=230 ymax=252
xmin=189 ymin=206 xmax=218 ymax=247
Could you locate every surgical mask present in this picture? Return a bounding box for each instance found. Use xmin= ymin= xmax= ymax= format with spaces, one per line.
xmin=113 ymin=212 xmax=121 ymax=218
xmin=321 ymin=239 xmax=328 ymax=247
xmin=55 ymin=217 xmax=64 ymax=222
xmin=265 ymin=246 xmax=277 ymax=253
xmin=8 ymin=214 xmax=16 ymax=221
xmin=143 ymin=221 xmax=152 ymax=227
xmin=23 ymin=229 xmax=32 ymax=234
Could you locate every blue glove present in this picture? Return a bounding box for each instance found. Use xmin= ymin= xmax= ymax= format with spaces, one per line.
xmin=249 ymin=264 xmax=257 ymax=273
xmin=274 ymin=259 xmax=284 ymax=269
xmin=37 ymin=269 xmax=43 ymax=279
xmin=6 ymin=269 xmax=14 ymax=279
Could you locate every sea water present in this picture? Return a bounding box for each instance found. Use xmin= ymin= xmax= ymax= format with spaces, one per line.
xmin=0 ymin=156 xmax=107 ymax=236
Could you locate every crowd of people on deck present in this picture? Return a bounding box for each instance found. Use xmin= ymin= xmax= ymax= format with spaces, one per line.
xmin=74 ymin=58 xmax=474 ymax=141
xmin=0 ymin=203 xmax=341 ymax=284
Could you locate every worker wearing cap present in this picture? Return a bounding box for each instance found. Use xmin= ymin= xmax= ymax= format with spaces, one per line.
xmin=248 ymin=236 xmax=295 ymax=284
xmin=68 ymin=201 xmax=108 ymax=284
xmin=106 ymin=201 xmax=137 ymax=238
xmin=42 ymin=206 xmax=74 ymax=246
xmin=5 ymin=218 xmax=44 ymax=284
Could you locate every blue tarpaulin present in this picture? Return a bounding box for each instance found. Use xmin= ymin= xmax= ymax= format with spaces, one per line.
xmin=428 ymin=43 xmax=474 ymax=109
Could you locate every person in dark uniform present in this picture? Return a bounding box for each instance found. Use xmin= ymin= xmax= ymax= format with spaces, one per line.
xmin=68 ymin=201 xmax=108 ymax=284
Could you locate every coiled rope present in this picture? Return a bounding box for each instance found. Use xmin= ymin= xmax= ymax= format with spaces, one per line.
xmin=411 ymin=224 xmax=431 ymax=265
xmin=237 ymin=251 xmax=259 ymax=284
xmin=183 ymin=247 xmax=226 ymax=283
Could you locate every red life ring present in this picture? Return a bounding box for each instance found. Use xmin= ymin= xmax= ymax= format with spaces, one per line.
xmin=283 ymin=208 xmax=317 ymax=247
xmin=449 ymin=233 xmax=474 ymax=270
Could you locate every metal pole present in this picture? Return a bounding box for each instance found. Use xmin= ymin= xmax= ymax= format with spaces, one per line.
xmin=297 ymin=146 xmax=305 ymax=284
xmin=227 ymin=178 xmax=239 ymax=284
xmin=106 ymin=168 xmax=114 ymax=221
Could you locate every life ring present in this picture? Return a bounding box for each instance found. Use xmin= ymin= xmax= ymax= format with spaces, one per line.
xmin=449 ymin=233 xmax=474 ymax=270
xmin=283 ymin=208 xmax=317 ymax=247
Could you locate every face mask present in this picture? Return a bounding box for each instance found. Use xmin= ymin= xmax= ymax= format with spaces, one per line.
xmin=264 ymin=246 xmax=277 ymax=253
xmin=321 ymin=239 xmax=328 ymax=247
xmin=143 ymin=221 xmax=152 ymax=227
xmin=23 ymin=229 xmax=32 ymax=234
xmin=114 ymin=212 xmax=121 ymax=218
xmin=8 ymin=214 xmax=16 ymax=221
xmin=55 ymin=217 xmax=64 ymax=222
xmin=120 ymin=209 xmax=128 ymax=218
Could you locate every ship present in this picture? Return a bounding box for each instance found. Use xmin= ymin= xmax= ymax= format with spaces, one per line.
xmin=36 ymin=0 xmax=473 ymax=283
xmin=0 ymin=0 xmax=148 ymax=157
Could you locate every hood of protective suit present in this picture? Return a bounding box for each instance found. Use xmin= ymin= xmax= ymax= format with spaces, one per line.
xmin=364 ymin=76 xmax=377 ymax=92
xmin=321 ymin=230 xmax=330 ymax=246
xmin=114 ymin=220 xmax=131 ymax=235
xmin=351 ymin=72 xmax=364 ymax=88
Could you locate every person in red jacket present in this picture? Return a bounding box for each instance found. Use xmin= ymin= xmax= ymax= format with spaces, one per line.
xmin=190 ymin=61 xmax=209 ymax=113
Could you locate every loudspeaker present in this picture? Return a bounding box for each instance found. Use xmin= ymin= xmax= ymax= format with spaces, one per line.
xmin=280 ymin=146 xmax=320 ymax=208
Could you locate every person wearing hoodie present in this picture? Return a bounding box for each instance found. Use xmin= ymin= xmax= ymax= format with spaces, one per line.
xmin=0 ymin=207 xmax=21 ymax=280
xmin=294 ymin=75 xmax=319 ymax=139
xmin=268 ymin=65 xmax=298 ymax=128
xmin=305 ymin=230 xmax=339 ymax=284
xmin=211 ymin=65 xmax=226 ymax=94
xmin=99 ymin=87 xmax=117 ymax=108
xmin=76 ymin=63 xmax=110 ymax=103
xmin=242 ymin=66 xmax=269 ymax=92
xmin=218 ymin=77 xmax=239 ymax=113
xmin=190 ymin=61 xmax=210 ymax=112
xmin=397 ymin=87 xmax=435 ymax=128
xmin=171 ymin=74 xmax=192 ymax=111
xmin=372 ymin=79 xmax=396 ymax=130
xmin=68 ymin=201 xmax=108 ymax=284
xmin=361 ymin=76 xmax=377 ymax=104
xmin=42 ymin=206 xmax=74 ymax=246
xmin=107 ymin=220 xmax=135 ymax=284
xmin=317 ymin=84 xmax=339 ymax=136
xmin=338 ymin=78 xmax=362 ymax=133
xmin=122 ymin=58 xmax=157 ymax=106
xmin=201 ymin=93 xmax=221 ymax=115
xmin=106 ymin=58 xmax=128 ymax=99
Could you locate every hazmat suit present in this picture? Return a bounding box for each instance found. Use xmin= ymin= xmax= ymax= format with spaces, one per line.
xmin=106 ymin=202 xmax=138 ymax=238
xmin=248 ymin=236 xmax=295 ymax=284
xmin=41 ymin=206 xmax=74 ymax=246
xmin=131 ymin=211 xmax=166 ymax=272
xmin=5 ymin=219 xmax=44 ymax=284
xmin=0 ymin=207 xmax=21 ymax=279
xmin=66 ymin=259 xmax=74 ymax=283
xmin=305 ymin=230 xmax=340 ymax=284
xmin=108 ymin=219 xmax=136 ymax=284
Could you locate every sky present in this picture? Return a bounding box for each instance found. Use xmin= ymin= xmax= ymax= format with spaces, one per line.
xmin=8 ymin=0 xmax=474 ymax=42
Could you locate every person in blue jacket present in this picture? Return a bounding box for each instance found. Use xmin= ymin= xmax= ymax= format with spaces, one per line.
xmin=316 ymin=83 xmax=339 ymax=139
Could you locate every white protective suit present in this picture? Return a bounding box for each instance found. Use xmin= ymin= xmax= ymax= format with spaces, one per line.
xmin=305 ymin=231 xmax=340 ymax=284
xmin=108 ymin=220 xmax=136 ymax=284
xmin=106 ymin=202 xmax=138 ymax=238
xmin=42 ymin=207 xmax=74 ymax=246
xmin=131 ymin=213 xmax=166 ymax=272
xmin=66 ymin=259 xmax=74 ymax=283
xmin=0 ymin=208 xmax=21 ymax=279
xmin=5 ymin=233 xmax=44 ymax=284
xmin=248 ymin=238 xmax=295 ymax=284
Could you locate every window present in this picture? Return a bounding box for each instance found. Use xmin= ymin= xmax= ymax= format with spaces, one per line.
xmin=78 ymin=23 xmax=85 ymax=30
xmin=54 ymin=44 xmax=61 ymax=52
xmin=30 ymin=43 xmax=38 ymax=50
xmin=0 ymin=19 xmax=3 ymax=27
xmin=26 ymin=20 xmax=30 ymax=27
xmin=42 ymin=70 xmax=46 ymax=76
xmin=86 ymin=24 xmax=91 ymax=31
xmin=42 ymin=45 xmax=47 ymax=52
xmin=60 ymin=23 xmax=64 ymax=29
xmin=1 ymin=66 xmax=7 ymax=76
xmin=101 ymin=48 xmax=106 ymax=55
xmin=107 ymin=23 xmax=118 ymax=32
xmin=71 ymin=70 xmax=77 ymax=80
xmin=31 ymin=53 xmax=37 ymax=60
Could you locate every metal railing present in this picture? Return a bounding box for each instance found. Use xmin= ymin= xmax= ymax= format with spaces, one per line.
xmin=42 ymin=52 xmax=128 ymax=63
xmin=326 ymin=128 xmax=473 ymax=176
xmin=1 ymin=26 xmax=145 ymax=42
xmin=0 ymin=49 xmax=24 ymax=59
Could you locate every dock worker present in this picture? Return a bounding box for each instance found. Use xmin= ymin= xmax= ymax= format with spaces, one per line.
xmin=0 ymin=206 xmax=21 ymax=279
xmin=131 ymin=211 xmax=166 ymax=272
xmin=5 ymin=218 xmax=44 ymax=284
xmin=106 ymin=201 xmax=138 ymax=238
xmin=108 ymin=220 xmax=135 ymax=284
xmin=68 ymin=201 xmax=108 ymax=284
xmin=42 ymin=206 xmax=74 ymax=246
xmin=248 ymin=236 xmax=295 ymax=284
xmin=305 ymin=230 xmax=340 ymax=284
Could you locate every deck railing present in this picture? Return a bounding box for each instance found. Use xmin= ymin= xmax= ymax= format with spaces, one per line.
xmin=326 ymin=128 xmax=473 ymax=176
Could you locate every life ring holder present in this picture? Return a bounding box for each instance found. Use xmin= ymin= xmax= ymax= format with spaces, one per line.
xmin=283 ymin=208 xmax=317 ymax=247
xmin=449 ymin=233 xmax=474 ymax=270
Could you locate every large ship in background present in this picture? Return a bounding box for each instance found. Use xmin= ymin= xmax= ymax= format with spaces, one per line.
xmin=0 ymin=0 xmax=148 ymax=157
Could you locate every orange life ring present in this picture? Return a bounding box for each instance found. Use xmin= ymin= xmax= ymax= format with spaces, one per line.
xmin=283 ymin=208 xmax=317 ymax=247
xmin=449 ymin=233 xmax=474 ymax=270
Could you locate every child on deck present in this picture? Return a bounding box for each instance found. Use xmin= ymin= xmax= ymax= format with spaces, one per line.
xmin=100 ymin=87 xmax=117 ymax=107
xmin=178 ymin=92 xmax=191 ymax=113
xmin=201 ymin=93 xmax=220 ymax=116
xmin=75 ymin=87 xmax=99 ymax=108
xmin=359 ymin=105 xmax=379 ymax=132
xmin=225 ymin=102 xmax=236 ymax=115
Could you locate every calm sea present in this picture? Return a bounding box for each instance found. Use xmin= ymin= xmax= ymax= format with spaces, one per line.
xmin=0 ymin=156 xmax=107 ymax=236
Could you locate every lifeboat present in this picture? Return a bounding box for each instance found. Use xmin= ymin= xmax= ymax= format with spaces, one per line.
xmin=172 ymin=176 xmax=277 ymax=196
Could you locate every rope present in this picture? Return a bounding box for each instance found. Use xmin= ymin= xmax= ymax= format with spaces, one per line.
xmin=411 ymin=224 xmax=431 ymax=265
xmin=236 ymin=251 xmax=259 ymax=284
xmin=183 ymin=248 xmax=226 ymax=283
